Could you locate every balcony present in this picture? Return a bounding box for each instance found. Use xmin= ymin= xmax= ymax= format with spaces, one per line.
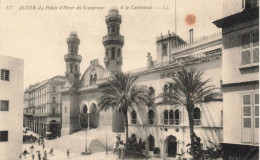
xmin=147 ymin=119 xmax=154 ymax=125
xmin=163 ymin=119 xmax=180 ymax=125
xmin=33 ymin=113 xmax=61 ymax=117
xmin=102 ymin=35 xmax=124 ymax=46
xmin=64 ymin=54 xmax=82 ymax=62
xmin=194 ymin=119 xmax=201 ymax=125
xmin=131 ymin=119 xmax=137 ymax=124
xmin=105 ymin=14 xmax=121 ymax=23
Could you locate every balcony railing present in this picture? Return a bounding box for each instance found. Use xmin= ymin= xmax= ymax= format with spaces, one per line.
xmin=131 ymin=119 xmax=137 ymax=124
xmin=64 ymin=54 xmax=82 ymax=62
xmin=33 ymin=113 xmax=61 ymax=117
xmin=102 ymin=35 xmax=124 ymax=42
xmin=127 ymin=48 xmax=222 ymax=75
xmin=194 ymin=119 xmax=201 ymax=125
xmin=105 ymin=14 xmax=121 ymax=20
xmin=163 ymin=119 xmax=180 ymax=125
xmin=148 ymin=119 xmax=154 ymax=125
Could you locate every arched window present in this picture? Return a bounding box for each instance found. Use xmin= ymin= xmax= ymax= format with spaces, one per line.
xmin=118 ymin=48 xmax=121 ymax=57
xmin=169 ymin=110 xmax=174 ymax=125
xmin=70 ymin=64 xmax=73 ymax=73
xmin=169 ymin=83 xmax=174 ymax=93
xmin=163 ymin=84 xmax=168 ymax=102
xmin=94 ymin=74 xmax=97 ymax=84
xmin=193 ymin=107 xmax=201 ymax=125
xmin=106 ymin=49 xmax=109 ymax=57
xmin=112 ymin=47 xmax=115 ymax=59
xmin=148 ymin=110 xmax=154 ymax=124
xmin=75 ymin=64 xmax=77 ymax=72
xmin=90 ymin=75 xmax=93 ymax=85
xmin=149 ymin=87 xmax=155 ymax=100
xmin=164 ymin=110 xmax=169 ymax=124
xmin=83 ymin=105 xmax=88 ymax=114
xmin=175 ymin=109 xmax=180 ymax=125
xmin=112 ymin=27 xmax=115 ymax=33
xmin=131 ymin=110 xmax=137 ymax=124
xmin=148 ymin=135 xmax=155 ymax=151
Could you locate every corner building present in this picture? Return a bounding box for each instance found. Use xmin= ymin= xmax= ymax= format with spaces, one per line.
xmin=61 ymin=6 xmax=223 ymax=158
xmin=214 ymin=0 xmax=259 ymax=159
xmin=0 ymin=55 xmax=24 ymax=160
xmin=23 ymin=76 xmax=65 ymax=138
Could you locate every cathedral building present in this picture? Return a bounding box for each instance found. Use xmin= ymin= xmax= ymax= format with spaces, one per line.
xmin=59 ymin=6 xmax=224 ymax=158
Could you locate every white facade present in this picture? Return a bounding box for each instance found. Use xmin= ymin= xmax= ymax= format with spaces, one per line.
xmin=0 ymin=55 xmax=24 ymax=160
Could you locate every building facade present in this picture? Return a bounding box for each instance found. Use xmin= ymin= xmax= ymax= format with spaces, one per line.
xmin=23 ymin=75 xmax=65 ymax=138
xmin=59 ymin=6 xmax=224 ymax=158
xmin=214 ymin=0 xmax=259 ymax=159
xmin=0 ymin=55 xmax=24 ymax=160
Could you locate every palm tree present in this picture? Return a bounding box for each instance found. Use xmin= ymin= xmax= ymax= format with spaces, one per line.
xmin=98 ymin=73 xmax=153 ymax=143
xmin=159 ymin=68 xmax=215 ymax=158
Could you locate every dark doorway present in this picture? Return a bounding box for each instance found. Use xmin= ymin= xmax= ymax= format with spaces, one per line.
xmin=89 ymin=103 xmax=98 ymax=129
xmin=148 ymin=135 xmax=155 ymax=151
xmin=167 ymin=135 xmax=177 ymax=157
xmin=81 ymin=105 xmax=88 ymax=128
xmin=49 ymin=120 xmax=60 ymax=138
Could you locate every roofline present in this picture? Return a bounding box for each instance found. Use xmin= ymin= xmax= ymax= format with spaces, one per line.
xmin=213 ymin=6 xmax=259 ymax=28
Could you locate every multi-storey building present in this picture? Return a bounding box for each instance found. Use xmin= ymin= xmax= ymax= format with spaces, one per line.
xmin=23 ymin=75 xmax=65 ymax=138
xmin=59 ymin=6 xmax=223 ymax=158
xmin=0 ymin=55 xmax=24 ymax=160
xmin=214 ymin=0 xmax=259 ymax=159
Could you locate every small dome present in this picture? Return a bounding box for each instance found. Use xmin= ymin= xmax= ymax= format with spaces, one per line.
xmin=69 ymin=30 xmax=78 ymax=38
xmin=70 ymin=30 xmax=77 ymax=35
xmin=108 ymin=6 xmax=119 ymax=14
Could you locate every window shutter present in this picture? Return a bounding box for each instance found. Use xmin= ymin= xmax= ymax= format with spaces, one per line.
xmin=179 ymin=111 xmax=181 ymax=124
xmin=200 ymin=110 xmax=202 ymax=125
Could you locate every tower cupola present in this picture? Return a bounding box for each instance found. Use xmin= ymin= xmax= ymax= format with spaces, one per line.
xmin=103 ymin=7 xmax=124 ymax=73
xmin=64 ymin=31 xmax=82 ymax=84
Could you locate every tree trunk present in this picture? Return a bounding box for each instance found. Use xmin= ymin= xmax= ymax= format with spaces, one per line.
xmin=124 ymin=111 xmax=129 ymax=144
xmin=188 ymin=110 xmax=195 ymax=158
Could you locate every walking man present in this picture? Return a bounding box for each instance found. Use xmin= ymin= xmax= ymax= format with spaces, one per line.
xmin=38 ymin=152 xmax=41 ymax=160
xmin=42 ymin=142 xmax=45 ymax=150
xmin=67 ymin=149 xmax=70 ymax=159
xmin=44 ymin=150 xmax=47 ymax=160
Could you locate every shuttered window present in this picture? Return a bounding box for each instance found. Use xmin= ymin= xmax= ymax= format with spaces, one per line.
xmin=241 ymin=32 xmax=259 ymax=66
xmin=1 ymin=69 xmax=9 ymax=81
xmin=0 ymin=131 xmax=8 ymax=142
xmin=0 ymin=100 xmax=9 ymax=111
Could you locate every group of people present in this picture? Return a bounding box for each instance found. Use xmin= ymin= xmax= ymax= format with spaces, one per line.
xmin=20 ymin=135 xmax=71 ymax=159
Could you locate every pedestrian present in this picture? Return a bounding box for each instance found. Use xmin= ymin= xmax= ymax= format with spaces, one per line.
xmin=23 ymin=149 xmax=28 ymax=158
xmin=42 ymin=142 xmax=45 ymax=150
xmin=38 ymin=152 xmax=41 ymax=160
xmin=31 ymin=154 xmax=35 ymax=160
xmin=38 ymin=138 xmax=40 ymax=145
xmin=44 ymin=150 xmax=47 ymax=160
xmin=67 ymin=149 xmax=70 ymax=159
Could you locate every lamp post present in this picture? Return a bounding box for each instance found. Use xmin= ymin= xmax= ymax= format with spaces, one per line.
xmin=143 ymin=123 xmax=148 ymax=160
xmin=81 ymin=113 xmax=91 ymax=155
xmin=106 ymin=133 xmax=108 ymax=155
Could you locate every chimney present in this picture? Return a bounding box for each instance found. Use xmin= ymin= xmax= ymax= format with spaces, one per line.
xmin=189 ymin=28 xmax=193 ymax=43
xmin=146 ymin=52 xmax=153 ymax=68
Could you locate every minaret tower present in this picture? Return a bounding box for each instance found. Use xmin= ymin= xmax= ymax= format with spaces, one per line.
xmin=103 ymin=6 xmax=124 ymax=73
xmin=64 ymin=31 xmax=82 ymax=84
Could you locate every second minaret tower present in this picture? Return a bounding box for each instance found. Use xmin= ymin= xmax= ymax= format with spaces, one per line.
xmin=103 ymin=6 xmax=124 ymax=73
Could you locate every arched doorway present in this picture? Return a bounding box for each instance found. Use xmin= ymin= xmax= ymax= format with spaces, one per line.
xmin=49 ymin=120 xmax=60 ymax=138
xmin=89 ymin=103 xmax=98 ymax=129
xmin=81 ymin=105 xmax=88 ymax=128
xmin=167 ymin=135 xmax=177 ymax=157
xmin=148 ymin=135 xmax=155 ymax=151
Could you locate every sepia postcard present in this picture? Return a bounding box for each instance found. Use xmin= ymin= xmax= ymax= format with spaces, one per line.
xmin=0 ymin=0 xmax=259 ymax=159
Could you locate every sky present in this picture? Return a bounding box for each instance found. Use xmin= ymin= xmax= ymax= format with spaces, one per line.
xmin=0 ymin=0 xmax=223 ymax=89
